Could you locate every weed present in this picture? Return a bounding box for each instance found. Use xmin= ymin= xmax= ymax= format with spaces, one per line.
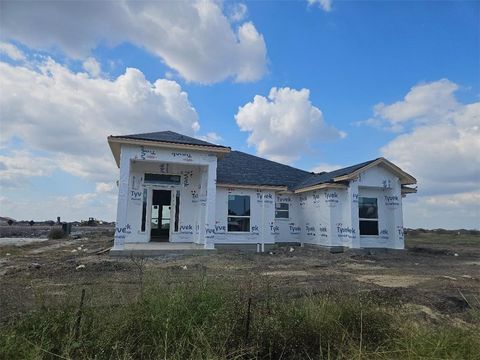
xmin=1 ymin=274 xmax=479 ymax=359
xmin=48 ymin=228 xmax=65 ymax=240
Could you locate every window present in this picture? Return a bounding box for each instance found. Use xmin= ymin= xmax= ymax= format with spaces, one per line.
xmin=228 ymin=195 xmax=250 ymax=232
xmin=358 ymin=197 xmax=378 ymax=236
xmin=275 ymin=203 xmax=289 ymax=219
xmin=144 ymin=173 xmax=181 ymax=185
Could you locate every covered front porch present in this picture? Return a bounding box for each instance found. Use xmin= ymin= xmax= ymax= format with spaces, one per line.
xmin=111 ymin=142 xmax=219 ymax=251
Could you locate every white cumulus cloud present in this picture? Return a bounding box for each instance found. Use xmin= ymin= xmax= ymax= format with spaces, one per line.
xmin=235 ymin=87 xmax=346 ymax=164
xmin=0 ymin=41 xmax=25 ymax=61
xmin=0 ymin=46 xmax=200 ymax=189
xmin=372 ymin=79 xmax=461 ymax=132
xmin=198 ymin=132 xmax=224 ymax=145
xmin=95 ymin=182 xmax=117 ymax=194
xmin=0 ymin=46 xmax=204 ymax=220
xmin=363 ymin=79 xmax=480 ymax=229
xmin=83 ymin=57 xmax=101 ymax=77
xmin=307 ymin=0 xmax=333 ymax=12
xmin=0 ymin=0 xmax=267 ymax=84
xmin=0 ymin=150 xmax=56 ymax=188
xmin=228 ymin=3 xmax=248 ymax=22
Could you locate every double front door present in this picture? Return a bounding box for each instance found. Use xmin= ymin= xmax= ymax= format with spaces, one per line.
xmin=150 ymin=190 xmax=171 ymax=242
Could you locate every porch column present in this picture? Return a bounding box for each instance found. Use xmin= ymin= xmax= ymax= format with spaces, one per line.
xmin=113 ymin=147 xmax=131 ymax=250
xmin=349 ymin=182 xmax=361 ymax=248
xmin=203 ymin=162 xmax=217 ymax=249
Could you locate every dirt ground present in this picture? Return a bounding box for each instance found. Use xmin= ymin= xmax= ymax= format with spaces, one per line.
xmin=1 ymin=231 xmax=479 ymax=325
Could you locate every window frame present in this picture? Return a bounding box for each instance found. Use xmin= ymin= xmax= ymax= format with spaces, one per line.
xmin=358 ymin=196 xmax=379 ymax=236
xmin=144 ymin=173 xmax=181 ymax=185
xmin=227 ymin=194 xmax=251 ymax=233
xmin=275 ymin=202 xmax=290 ymax=220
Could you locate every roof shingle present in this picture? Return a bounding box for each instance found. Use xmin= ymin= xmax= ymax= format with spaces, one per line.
xmin=292 ymin=158 xmax=380 ymax=190
xmin=110 ymin=131 xmax=382 ymax=191
xmin=217 ymin=151 xmax=311 ymax=190
xmin=111 ymin=130 xmax=229 ymax=149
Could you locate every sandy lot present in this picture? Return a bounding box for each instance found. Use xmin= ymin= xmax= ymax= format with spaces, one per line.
xmin=0 ymin=230 xmax=479 ymax=324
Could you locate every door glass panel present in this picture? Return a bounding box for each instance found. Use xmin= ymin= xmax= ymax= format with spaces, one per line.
xmin=152 ymin=205 xmax=159 ymax=219
xmin=161 ymin=219 xmax=170 ymax=229
xmin=162 ymin=205 xmax=170 ymax=219
xmin=161 ymin=205 xmax=171 ymax=230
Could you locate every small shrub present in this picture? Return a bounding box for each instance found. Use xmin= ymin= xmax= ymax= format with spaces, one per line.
xmin=48 ymin=228 xmax=65 ymax=239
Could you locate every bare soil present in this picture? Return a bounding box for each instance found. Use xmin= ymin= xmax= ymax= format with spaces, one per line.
xmin=1 ymin=231 xmax=479 ymax=325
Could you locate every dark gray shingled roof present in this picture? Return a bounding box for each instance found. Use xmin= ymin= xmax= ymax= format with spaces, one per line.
xmin=111 ymin=131 xmax=380 ymax=190
xmin=217 ymin=151 xmax=312 ymax=189
xmin=292 ymin=158 xmax=380 ymax=190
xmin=111 ymin=131 xmax=229 ymax=149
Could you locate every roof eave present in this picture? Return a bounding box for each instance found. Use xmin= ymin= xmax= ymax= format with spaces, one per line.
xmin=108 ymin=138 xmax=121 ymax=168
xmin=107 ymin=136 xmax=231 ymax=167
xmin=294 ymin=182 xmax=348 ymax=194
xmin=216 ymin=183 xmax=288 ymax=191
xmin=401 ymin=186 xmax=417 ymax=195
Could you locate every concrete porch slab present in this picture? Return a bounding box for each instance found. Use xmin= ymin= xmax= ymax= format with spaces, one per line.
xmin=109 ymin=242 xmax=214 ymax=257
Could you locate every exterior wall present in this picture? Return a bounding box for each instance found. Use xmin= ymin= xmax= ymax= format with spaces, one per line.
xmin=273 ymin=188 xmax=351 ymax=247
xmin=274 ymin=194 xmax=301 ymax=243
xmin=127 ymin=160 xmax=204 ymax=244
xmin=113 ymin=144 xmax=405 ymax=250
xmin=214 ymin=187 xmax=276 ymax=244
xmin=355 ymin=166 xmax=404 ymax=249
xmin=297 ymin=189 xmax=348 ymax=247
xmin=272 ymin=166 xmax=404 ymax=249
xmin=113 ymin=144 xmax=217 ymax=249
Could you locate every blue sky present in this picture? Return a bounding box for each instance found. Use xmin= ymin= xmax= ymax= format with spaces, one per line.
xmin=0 ymin=0 xmax=478 ymax=228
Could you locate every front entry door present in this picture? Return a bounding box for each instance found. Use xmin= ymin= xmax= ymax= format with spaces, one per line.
xmin=151 ymin=190 xmax=171 ymax=242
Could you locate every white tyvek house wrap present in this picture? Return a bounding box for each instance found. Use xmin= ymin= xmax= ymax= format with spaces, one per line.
xmin=113 ymin=144 xmax=217 ymax=249
xmin=355 ymin=166 xmax=404 ymax=249
xmin=272 ymin=167 xmax=404 ymax=249
xmin=215 ymin=188 xmax=276 ymax=244
xmin=113 ymin=142 xmax=405 ymax=250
